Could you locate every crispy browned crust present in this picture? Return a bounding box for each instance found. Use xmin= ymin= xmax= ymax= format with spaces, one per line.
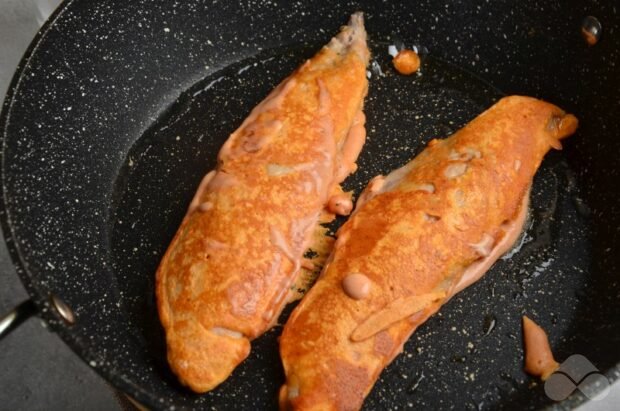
xmin=156 ymin=13 xmax=369 ymax=393
xmin=279 ymin=96 xmax=577 ymax=410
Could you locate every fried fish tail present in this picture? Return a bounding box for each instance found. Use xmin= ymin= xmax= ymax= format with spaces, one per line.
xmin=279 ymin=96 xmax=577 ymax=410
xmin=156 ymin=13 xmax=369 ymax=393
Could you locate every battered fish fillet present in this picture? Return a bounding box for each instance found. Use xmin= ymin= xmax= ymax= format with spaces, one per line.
xmin=156 ymin=13 xmax=369 ymax=393
xmin=279 ymin=96 xmax=578 ymax=410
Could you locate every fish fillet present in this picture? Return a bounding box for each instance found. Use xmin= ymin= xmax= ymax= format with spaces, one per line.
xmin=156 ymin=13 xmax=370 ymax=393
xmin=279 ymin=96 xmax=578 ymax=410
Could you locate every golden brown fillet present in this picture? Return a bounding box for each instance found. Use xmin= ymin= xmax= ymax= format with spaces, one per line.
xmin=156 ymin=13 xmax=369 ymax=393
xmin=279 ymin=96 xmax=578 ymax=411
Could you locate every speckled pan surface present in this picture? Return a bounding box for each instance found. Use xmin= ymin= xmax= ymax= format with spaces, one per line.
xmin=0 ymin=0 xmax=619 ymax=410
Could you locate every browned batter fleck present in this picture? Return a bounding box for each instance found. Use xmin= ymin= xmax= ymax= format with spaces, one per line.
xmin=392 ymin=49 xmax=421 ymax=75
xmin=522 ymin=315 xmax=560 ymax=380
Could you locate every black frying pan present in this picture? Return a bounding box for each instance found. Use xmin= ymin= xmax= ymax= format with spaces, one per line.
xmin=1 ymin=0 xmax=619 ymax=409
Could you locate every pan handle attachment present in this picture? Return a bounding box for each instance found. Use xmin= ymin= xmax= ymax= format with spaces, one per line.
xmin=0 ymin=299 xmax=37 ymax=341
xmin=0 ymin=295 xmax=76 ymax=341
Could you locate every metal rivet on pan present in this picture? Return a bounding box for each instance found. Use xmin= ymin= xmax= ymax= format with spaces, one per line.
xmin=50 ymin=294 xmax=75 ymax=325
xmin=581 ymin=16 xmax=602 ymax=46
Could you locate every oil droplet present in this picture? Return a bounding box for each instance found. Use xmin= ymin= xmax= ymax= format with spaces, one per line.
xmin=573 ymin=196 xmax=591 ymax=217
xmin=581 ymin=16 xmax=602 ymax=46
xmin=483 ymin=314 xmax=497 ymax=336
xmin=451 ymin=355 xmax=467 ymax=363
xmin=409 ymin=372 xmax=425 ymax=393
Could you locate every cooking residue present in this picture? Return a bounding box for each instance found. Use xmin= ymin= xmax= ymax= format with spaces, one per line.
xmin=370 ymin=60 xmax=386 ymax=77
xmin=392 ymin=49 xmax=421 ymax=75
xmin=327 ymin=193 xmax=354 ymax=216
xmin=289 ymin=221 xmax=335 ymax=303
xmin=410 ymin=372 xmax=425 ymax=393
xmin=522 ymin=315 xmax=559 ymax=380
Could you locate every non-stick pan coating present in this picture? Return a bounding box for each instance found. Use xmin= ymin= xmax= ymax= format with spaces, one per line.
xmin=1 ymin=1 xmax=619 ymax=410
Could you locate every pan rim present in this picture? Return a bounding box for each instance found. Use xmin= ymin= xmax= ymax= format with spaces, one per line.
xmin=0 ymin=0 xmax=615 ymax=410
xmin=0 ymin=0 xmax=173 ymax=408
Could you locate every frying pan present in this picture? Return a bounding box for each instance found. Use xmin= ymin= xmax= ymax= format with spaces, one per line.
xmin=1 ymin=0 xmax=618 ymax=409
